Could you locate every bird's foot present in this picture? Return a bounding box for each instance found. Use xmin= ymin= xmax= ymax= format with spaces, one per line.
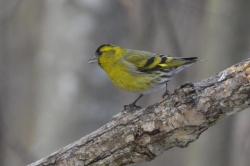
xmin=180 ymin=81 xmax=194 ymax=88
xmin=123 ymin=103 xmax=141 ymax=111
xmin=162 ymin=89 xmax=170 ymax=98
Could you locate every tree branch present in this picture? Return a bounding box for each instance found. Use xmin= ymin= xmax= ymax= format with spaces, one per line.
xmin=29 ymin=58 xmax=250 ymax=166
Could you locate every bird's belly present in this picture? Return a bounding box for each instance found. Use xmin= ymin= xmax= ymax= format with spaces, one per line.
xmin=108 ymin=70 xmax=166 ymax=94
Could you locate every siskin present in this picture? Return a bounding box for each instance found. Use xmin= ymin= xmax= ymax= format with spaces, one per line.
xmin=88 ymin=44 xmax=198 ymax=108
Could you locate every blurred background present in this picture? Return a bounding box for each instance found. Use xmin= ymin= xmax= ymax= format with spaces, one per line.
xmin=0 ymin=0 xmax=250 ymax=165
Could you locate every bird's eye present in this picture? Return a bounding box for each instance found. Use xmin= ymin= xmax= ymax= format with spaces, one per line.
xmin=95 ymin=51 xmax=103 ymax=57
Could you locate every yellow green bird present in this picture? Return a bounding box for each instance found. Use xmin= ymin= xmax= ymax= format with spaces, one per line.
xmin=88 ymin=44 xmax=198 ymax=108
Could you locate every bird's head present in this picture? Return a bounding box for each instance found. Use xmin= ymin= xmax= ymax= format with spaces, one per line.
xmin=88 ymin=44 xmax=125 ymax=68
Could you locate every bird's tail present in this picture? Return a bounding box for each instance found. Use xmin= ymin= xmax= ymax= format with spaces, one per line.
xmin=179 ymin=57 xmax=198 ymax=65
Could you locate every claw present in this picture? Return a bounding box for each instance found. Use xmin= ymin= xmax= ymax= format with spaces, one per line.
xmin=123 ymin=104 xmax=141 ymax=110
xmin=162 ymin=89 xmax=170 ymax=98
xmin=123 ymin=94 xmax=143 ymax=111
xmin=180 ymin=81 xmax=194 ymax=88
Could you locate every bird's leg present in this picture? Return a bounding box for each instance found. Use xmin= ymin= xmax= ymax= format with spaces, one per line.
xmin=162 ymin=83 xmax=170 ymax=98
xmin=124 ymin=94 xmax=143 ymax=110
xmin=131 ymin=94 xmax=143 ymax=106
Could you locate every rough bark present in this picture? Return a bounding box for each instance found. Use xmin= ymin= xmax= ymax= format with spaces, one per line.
xmin=29 ymin=58 xmax=250 ymax=166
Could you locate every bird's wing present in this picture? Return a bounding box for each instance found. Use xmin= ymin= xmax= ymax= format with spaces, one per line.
xmin=122 ymin=50 xmax=198 ymax=73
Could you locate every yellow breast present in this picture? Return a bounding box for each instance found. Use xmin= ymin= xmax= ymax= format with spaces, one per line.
xmin=107 ymin=64 xmax=153 ymax=93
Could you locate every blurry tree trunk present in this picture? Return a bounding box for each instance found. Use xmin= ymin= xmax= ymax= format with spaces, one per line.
xmin=0 ymin=0 xmax=44 ymax=165
xmin=0 ymin=7 xmax=7 ymax=166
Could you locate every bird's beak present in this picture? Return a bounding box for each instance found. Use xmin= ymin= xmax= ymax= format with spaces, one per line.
xmin=88 ymin=56 xmax=97 ymax=64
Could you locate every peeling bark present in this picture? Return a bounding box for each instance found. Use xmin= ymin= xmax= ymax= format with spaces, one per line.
xmin=29 ymin=58 xmax=250 ymax=166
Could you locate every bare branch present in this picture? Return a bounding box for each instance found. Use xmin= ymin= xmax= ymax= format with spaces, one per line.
xmin=29 ymin=58 xmax=250 ymax=166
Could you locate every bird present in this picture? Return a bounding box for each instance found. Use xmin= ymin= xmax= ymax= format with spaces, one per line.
xmin=88 ymin=44 xmax=198 ymax=109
